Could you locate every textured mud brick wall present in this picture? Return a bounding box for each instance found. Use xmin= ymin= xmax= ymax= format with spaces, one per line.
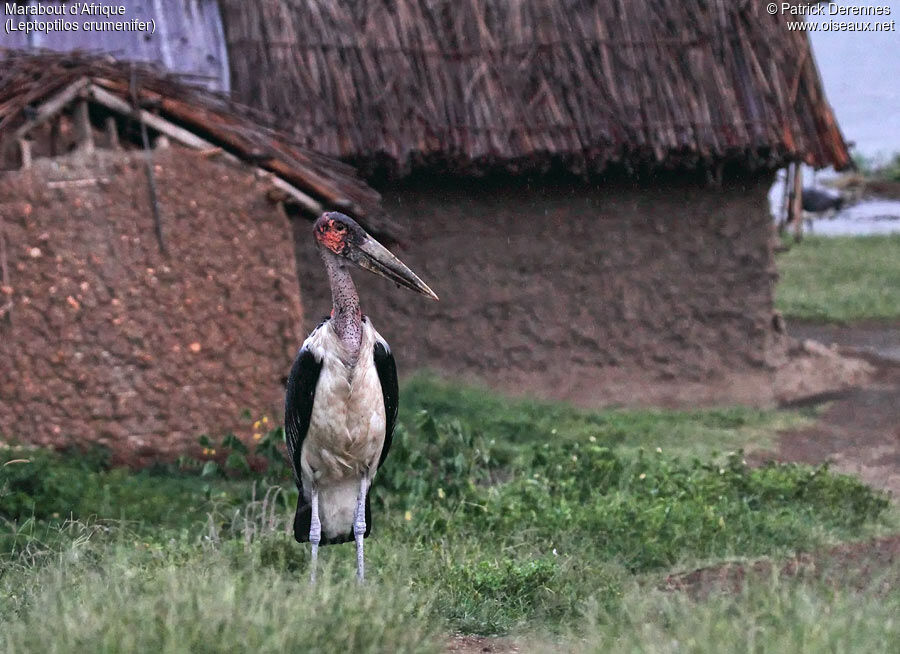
xmin=293 ymin=173 xmax=787 ymax=406
xmin=0 ymin=150 xmax=302 ymax=464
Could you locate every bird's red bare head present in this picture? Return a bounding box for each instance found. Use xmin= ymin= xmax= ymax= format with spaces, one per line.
xmin=313 ymin=212 xmax=360 ymax=256
xmin=312 ymin=211 xmax=439 ymax=301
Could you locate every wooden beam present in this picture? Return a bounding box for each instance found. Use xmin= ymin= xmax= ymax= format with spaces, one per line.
xmin=267 ymin=175 xmax=323 ymax=215
xmin=88 ymin=84 xmax=322 ymax=216
xmin=8 ymin=77 xmax=91 ymax=145
xmin=117 ymin=85 xmax=354 ymax=210
xmin=88 ymin=84 xmax=218 ymax=151
xmin=92 ymin=78 xmax=365 ymax=217
xmin=257 ymin=155 xmax=356 ymax=213
xmin=47 ymin=178 xmax=105 ymax=189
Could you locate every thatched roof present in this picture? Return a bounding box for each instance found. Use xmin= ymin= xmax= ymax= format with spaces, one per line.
xmin=0 ymin=49 xmax=391 ymax=233
xmin=220 ymin=0 xmax=850 ymax=178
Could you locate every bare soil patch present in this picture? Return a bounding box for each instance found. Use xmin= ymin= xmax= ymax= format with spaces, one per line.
xmin=776 ymin=322 xmax=900 ymax=496
xmin=661 ymin=535 xmax=900 ymax=600
xmin=446 ymin=635 xmax=521 ymax=654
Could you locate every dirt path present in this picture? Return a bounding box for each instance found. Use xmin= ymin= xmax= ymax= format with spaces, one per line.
xmin=778 ymin=321 xmax=900 ymax=497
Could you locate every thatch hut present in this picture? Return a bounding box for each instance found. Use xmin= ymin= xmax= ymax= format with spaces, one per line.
xmin=216 ymin=0 xmax=850 ymax=405
xmin=0 ymin=0 xmax=855 ymax=447
xmin=0 ymin=52 xmax=384 ymax=463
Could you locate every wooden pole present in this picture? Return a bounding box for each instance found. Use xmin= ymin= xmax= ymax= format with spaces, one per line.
xmin=73 ymin=99 xmax=95 ymax=154
xmin=778 ymin=166 xmax=792 ymax=234
xmin=50 ymin=118 xmax=60 ymax=157
xmin=789 ymin=163 xmax=804 ymax=242
xmin=105 ymin=115 xmax=120 ymax=150
xmin=18 ymin=139 xmax=32 ymax=169
xmin=0 ymin=219 xmax=11 ymax=325
xmin=129 ymin=67 xmax=167 ymax=257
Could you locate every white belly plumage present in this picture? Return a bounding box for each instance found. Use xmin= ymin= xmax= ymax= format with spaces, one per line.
xmin=299 ymin=318 xmax=387 ymax=538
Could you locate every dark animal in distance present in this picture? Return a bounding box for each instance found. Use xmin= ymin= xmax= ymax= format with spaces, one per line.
xmin=802 ymin=187 xmax=845 ymax=213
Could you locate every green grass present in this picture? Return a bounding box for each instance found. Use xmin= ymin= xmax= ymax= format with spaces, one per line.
xmin=572 ymin=575 xmax=900 ymax=654
xmin=400 ymin=376 xmax=812 ymax=458
xmin=776 ymin=234 xmax=900 ymax=322
xmin=1 ymin=379 xmax=895 ymax=650
xmin=0 ymin=525 xmax=438 ymax=654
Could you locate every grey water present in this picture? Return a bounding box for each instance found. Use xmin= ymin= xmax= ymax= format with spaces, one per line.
xmin=770 ymin=0 xmax=900 ymax=235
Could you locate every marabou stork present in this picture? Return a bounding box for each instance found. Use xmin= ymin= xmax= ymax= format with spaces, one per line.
xmin=285 ymin=211 xmax=438 ymax=583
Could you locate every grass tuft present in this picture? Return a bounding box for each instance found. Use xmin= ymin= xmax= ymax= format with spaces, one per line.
xmin=0 ymin=527 xmax=437 ymax=654
xmin=574 ymin=574 xmax=900 ymax=653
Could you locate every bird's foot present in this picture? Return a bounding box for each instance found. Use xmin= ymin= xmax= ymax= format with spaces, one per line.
xmin=354 ymin=475 xmax=368 ymax=583
xmin=310 ymin=542 xmax=319 ymax=584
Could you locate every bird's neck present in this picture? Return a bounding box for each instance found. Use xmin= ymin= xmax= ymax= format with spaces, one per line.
xmin=322 ymin=251 xmax=362 ymax=360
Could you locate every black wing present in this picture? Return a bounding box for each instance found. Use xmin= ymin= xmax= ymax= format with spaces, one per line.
xmin=285 ymin=342 xmax=323 ymax=543
xmin=284 ymin=344 xmax=323 ymax=487
xmin=373 ymin=339 xmax=399 ymax=469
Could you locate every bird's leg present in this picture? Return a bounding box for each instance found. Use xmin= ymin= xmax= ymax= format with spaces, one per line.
xmin=354 ymin=473 xmax=369 ymax=583
xmin=309 ymin=487 xmax=321 ymax=584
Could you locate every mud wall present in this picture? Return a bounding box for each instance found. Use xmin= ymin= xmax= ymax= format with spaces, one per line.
xmin=293 ymin=173 xmax=788 ymax=407
xmin=0 ymin=150 xmax=302 ymax=464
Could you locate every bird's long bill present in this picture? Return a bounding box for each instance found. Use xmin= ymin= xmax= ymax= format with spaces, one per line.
xmin=352 ymin=235 xmax=439 ymax=300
